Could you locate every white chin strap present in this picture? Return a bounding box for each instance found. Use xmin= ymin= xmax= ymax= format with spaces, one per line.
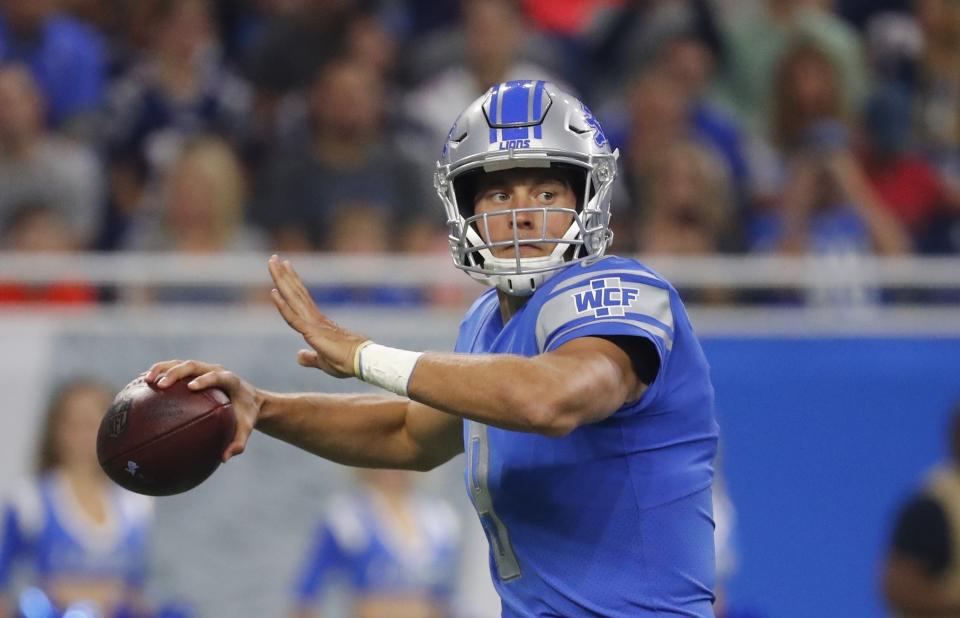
xmin=466 ymin=218 xmax=582 ymax=296
xmin=486 ymin=254 xmax=565 ymax=296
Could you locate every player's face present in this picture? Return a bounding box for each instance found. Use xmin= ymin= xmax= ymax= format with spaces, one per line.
xmin=472 ymin=169 xmax=577 ymax=259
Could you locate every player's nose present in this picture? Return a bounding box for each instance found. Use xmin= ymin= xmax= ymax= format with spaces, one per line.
xmin=508 ymin=209 xmax=536 ymax=230
xmin=509 ymin=194 xmax=537 ymax=230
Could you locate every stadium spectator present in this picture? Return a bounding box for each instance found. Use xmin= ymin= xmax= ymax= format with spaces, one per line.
xmin=212 ymin=0 xmax=305 ymax=68
xmin=340 ymin=7 xmax=398 ymax=81
xmin=617 ymin=69 xmax=707 ymax=247
xmin=399 ymin=0 xmax=569 ymax=86
xmin=60 ymin=0 xmax=159 ymax=81
xmin=917 ymin=196 xmax=960 ymax=255
xmin=717 ymin=0 xmax=867 ymax=135
xmin=237 ymin=0 xmax=368 ymax=168
xmin=0 ymin=65 xmax=103 ymax=251
xmin=912 ymin=0 xmax=960 ymax=197
xmin=0 ymin=202 xmax=97 ymax=305
xmin=241 ymin=0 xmax=354 ymax=98
xmin=123 ymin=136 xmax=265 ymax=304
xmin=589 ymin=0 xmax=723 ymax=96
xmin=863 ymin=10 xmax=923 ymax=87
xmin=636 ymin=140 xmax=739 ymax=304
xmin=102 ymin=0 xmax=250 ymax=249
xmin=652 ymin=24 xmax=750 ymax=200
xmin=884 ymin=400 xmax=960 ymax=615
xmin=400 ymin=0 xmax=567 ymax=174
xmin=252 ymin=57 xmax=432 ymax=252
xmin=291 ymin=470 xmax=461 ymax=618
xmin=838 ymin=0 xmax=913 ymax=29
xmin=239 ymin=4 xmax=397 ymax=176
xmin=0 ymin=379 xmax=153 ymax=617
xmin=125 ymin=136 xmax=260 ymax=254
xmin=520 ymin=0 xmax=624 ymax=37
xmin=637 ymin=140 xmax=737 ymax=254
xmin=749 ymin=42 xmax=910 ymax=259
xmin=860 ymin=84 xmax=948 ymax=238
xmin=0 ymin=0 xmax=106 ymax=132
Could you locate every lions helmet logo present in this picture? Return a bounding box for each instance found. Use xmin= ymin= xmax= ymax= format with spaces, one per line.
xmin=581 ymin=104 xmax=608 ymax=148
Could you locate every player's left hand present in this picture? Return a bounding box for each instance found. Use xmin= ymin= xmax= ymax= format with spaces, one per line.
xmin=267 ymin=255 xmax=369 ymax=378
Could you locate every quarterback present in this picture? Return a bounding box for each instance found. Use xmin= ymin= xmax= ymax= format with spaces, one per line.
xmin=147 ymin=81 xmax=719 ymax=617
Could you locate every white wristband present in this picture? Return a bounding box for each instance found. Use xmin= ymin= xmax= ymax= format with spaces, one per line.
xmin=357 ymin=343 xmax=424 ymax=397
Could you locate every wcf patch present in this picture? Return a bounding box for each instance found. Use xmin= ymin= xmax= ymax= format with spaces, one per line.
xmin=573 ymin=278 xmax=640 ymax=317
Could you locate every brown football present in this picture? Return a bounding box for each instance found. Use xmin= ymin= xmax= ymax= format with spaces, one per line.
xmin=96 ymin=374 xmax=236 ymax=496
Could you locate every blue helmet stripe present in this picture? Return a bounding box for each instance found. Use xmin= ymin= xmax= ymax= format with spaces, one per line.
xmin=532 ymin=80 xmax=545 ymax=139
xmin=488 ymin=85 xmax=500 ymax=143
xmin=500 ymin=80 xmax=531 ymax=141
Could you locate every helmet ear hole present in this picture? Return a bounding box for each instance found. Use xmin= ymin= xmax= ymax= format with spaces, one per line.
xmin=549 ymin=163 xmax=586 ymax=212
xmin=453 ymin=169 xmax=483 ymax=219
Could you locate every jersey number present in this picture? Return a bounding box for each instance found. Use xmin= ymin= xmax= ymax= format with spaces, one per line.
xmin=466 ymin=422 xmax=522 ymax=581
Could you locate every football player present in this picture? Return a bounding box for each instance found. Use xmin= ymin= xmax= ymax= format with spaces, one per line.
xmin=148 ymin=80 xmax=719 ymax=617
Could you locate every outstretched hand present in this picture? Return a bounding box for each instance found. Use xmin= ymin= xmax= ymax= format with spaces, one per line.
xmin=267 ymin=255 xmax=369 ymax=378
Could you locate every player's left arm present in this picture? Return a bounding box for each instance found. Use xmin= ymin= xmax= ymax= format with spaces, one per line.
xmin=268 ymin=256 xmax=655 ymax=437
xmin=407 ymin=335 xmax=654 ymax=436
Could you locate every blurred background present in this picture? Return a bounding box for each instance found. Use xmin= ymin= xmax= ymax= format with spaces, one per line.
xmin=0 ymin=0 xmax=959 ymax=616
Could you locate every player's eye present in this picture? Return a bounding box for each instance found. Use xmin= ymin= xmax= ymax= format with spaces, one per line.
xmin=537 ymin=191 xmax=555 ymax=202
xmin=491 ymin=191 xmax=510 ymax=202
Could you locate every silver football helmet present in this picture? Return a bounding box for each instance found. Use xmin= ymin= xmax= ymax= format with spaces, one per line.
xmin=435 ymin=80 xmax=619 ymax=296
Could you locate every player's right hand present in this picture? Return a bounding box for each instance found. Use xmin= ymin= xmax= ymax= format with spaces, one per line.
xmin=145 ymin=360 xmax=263 ymax=462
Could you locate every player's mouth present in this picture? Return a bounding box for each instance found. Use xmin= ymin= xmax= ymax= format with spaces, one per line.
xmin=492 ymin=243 xmax=548 ymax=258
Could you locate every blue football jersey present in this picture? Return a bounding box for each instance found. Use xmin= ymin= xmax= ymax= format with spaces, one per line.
xmin=455 ymin=256 xmax=718 ymax=617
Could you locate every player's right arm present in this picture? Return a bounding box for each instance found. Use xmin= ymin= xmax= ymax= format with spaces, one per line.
xmin=257 ymin=393 xmax=463 ymax=471
xmin=145 ymin=362 xmax=463 ymax=471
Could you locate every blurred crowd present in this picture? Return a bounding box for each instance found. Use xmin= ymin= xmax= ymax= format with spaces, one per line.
xmin=1 ymin=0 xmax=959 ymax=304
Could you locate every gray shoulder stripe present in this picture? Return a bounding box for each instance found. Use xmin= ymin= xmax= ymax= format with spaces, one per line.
xmin=544 ymin=319 xmax=673 ymax=353
xmin=537 ymin=279 xmax=674 ymax=351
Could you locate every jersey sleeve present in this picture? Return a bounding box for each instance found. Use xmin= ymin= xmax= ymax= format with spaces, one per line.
xmin=535 ymin=271 xmax=675 ymax=364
